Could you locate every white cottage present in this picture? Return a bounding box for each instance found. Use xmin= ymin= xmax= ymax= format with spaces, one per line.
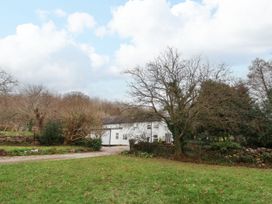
xmin=100 ymin=116 xmax=172 ymax=146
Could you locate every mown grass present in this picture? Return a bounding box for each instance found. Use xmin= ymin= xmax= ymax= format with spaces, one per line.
xmin=0 ymin=145 xmax=92 ymax=156
xmin=0 ymin=131 xmax=33 ymax=137
xmin=0 ymin=156 xmax=272 ymax=203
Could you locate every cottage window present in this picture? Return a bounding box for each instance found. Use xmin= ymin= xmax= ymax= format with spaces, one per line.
xmin=153 ymin=135 xmax=158 ymax=142
xmin=123 ymin=134 xmax=128 ymax=140
xmin=147 ymin=124 xmax=151 ymax=129
xmin=116 ymin=133 xmax=119 ymax=139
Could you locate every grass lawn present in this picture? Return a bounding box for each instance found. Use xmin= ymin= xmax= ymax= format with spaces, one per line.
xmin=0 ymin=131 xmax=33 ymax=137
xmin=0 ymin=145 xmax=92 ymax=156
xmin=0 ymin=156 xmax=272 ymax=203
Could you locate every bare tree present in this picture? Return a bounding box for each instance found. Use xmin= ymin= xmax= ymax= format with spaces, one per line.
xmin=60 ymin=92 xmax=102 ymax=144
xmin=126 ymin=48 xmax=228 ymax=156
xmin=0 ymin=70 xmax=17 ymax=94
xmin=18 ymin=85 xmax=55 ymax=132
xmin=248 ymin=58 xmax=272 ymax=105
xmin=0 ymin=69 xmax=17 ymax=95
xmin=0 ymin=70 xmax=18 ymax=130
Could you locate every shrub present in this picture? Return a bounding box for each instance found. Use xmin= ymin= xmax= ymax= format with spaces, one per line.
xmin=121 ymin=150 xmax=130 ymax=156
xmin=132 ymin=142 xmax=175 ymax=157
xmin=210 ymin=141 xmax=241 ymax=153
xmin=261 ymin=152 xmax=272 ymax=163
xmin=39 ymin=120 xmax=64 ymax=146
xmin=129 ymin=139 xmax=136 ymax=151
xmin=134 ymin=151 xmax=154 ymax=158
xmin=0 ymin=146 xmax=93 ymax=156
xmin=85 ymin=138 xmax=102 ymax=151
xmin=73 ymin=138 xmax=102 ymax=151
xmin=121 ymin=150 xmax=153 ymax=158
xmin=236 ymin=154 xmax=256 ymax=163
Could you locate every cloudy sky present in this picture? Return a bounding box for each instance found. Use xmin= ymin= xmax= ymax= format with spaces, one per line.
xmin=0 ymin=0 xmax=272 ymax=100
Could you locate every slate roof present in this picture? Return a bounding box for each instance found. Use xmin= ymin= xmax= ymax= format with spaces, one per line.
xmin=103 ymin=114 xmax=161 ymax=125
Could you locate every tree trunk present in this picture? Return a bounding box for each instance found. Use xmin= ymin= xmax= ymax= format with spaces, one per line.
xmin=63 ymin=138 xmax=69 ymax=145
xmin=34 ymin=108 xmax=45 ymax=133
xmin=167 ymin=124 xmax=184 ymax=158
xmin=174 ymin=137 xmax=182 ymax=158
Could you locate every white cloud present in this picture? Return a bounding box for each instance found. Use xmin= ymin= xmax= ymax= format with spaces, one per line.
xmin=79 ymin=44 xmax=109 ymax=68
xmin=2 ymin=0 xmax=272 ymax=99
xmin=36 ymin=9 xmax=67 ymax=20
xmin=107 ymin=0 xmax=272 ymax=72
xmin=36 ymin=9 xmax=50 ymax=20
xmin=54 ymin=9 xmax=67 ymax=17
xmin=67 ymin=12 xmax=96 ymax=33
xmin=0 ymin=21 xmax=107 ymax=93
xmin=95 ymin=26 xmax=108 ymax=37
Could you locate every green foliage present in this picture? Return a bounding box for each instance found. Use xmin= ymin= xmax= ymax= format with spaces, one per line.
xmin=73 ymin=138 xmax=102 ymax=151
xmin=195 ymin=81 xmax=256 ymax=143
xmin=210 ymin=141 xmax=241 ymax=153
xmin=261 ymin=152 xmax=272 ymax=163
xmin=131 ymin=141 xmax=175 ymax=157
xmin=120 ymin=150 xmax=130 ymax=155
xmin=134 ymin=151 xmax=154 ymax=158
xmin=85 ymin=138 xmax=102 ymax=151
xmin=38 ymin=120 xmax=64 ymax=146
xmin=235 ymin=154 xmax=256 ymax=164
xmin=0 ymin=145 xmax=92 ymax=156
xmin=122 ymin=150 xmax=154 ymax=158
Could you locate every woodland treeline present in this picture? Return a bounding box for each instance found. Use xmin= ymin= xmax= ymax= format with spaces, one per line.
xmin=127 ymin=48 xmax=272 ymax=155
xmin=1 ymin=48 xmax=272 ymax=151
xmin=0 ymin=73 xmax=125 ymax=143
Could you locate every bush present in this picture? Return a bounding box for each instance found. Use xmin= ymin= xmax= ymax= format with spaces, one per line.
xmin=0 ymin=146 xmax=93 ymax=156
xmin=121 ymin=150 xmax=154 ymax=158
xmin=129 ymin=139 xmax=136 ymax=151
xmin=132 ymin=141 xmax=175 ymax=157
xmin=236 ymin=154 xmax=256 ymax=163
xmin=73 ymin=138 xmax=102 ymax=151
xmin=210 ymin=141 xmax=241 ymax=153
xmin=261 ymin=152 xmax=272 ymax=163
xmin=39 ymin=120 xmax=64 ymax=146
xmin=85 ymin=138 xmax=102 ymax=151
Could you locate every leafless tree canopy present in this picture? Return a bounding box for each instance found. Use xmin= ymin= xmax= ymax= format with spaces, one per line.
xmin=0 ymin=72 xmax=125 ymax=139
xmin=0 ymin=69 xmax=17 ymax=94
xmin=17 ymin=85 xmax=56 ymax=132
xmin=126 ymin=47 xmax=229 ymax=154
xmin=248 ymin=58 xmax=272 ymax=104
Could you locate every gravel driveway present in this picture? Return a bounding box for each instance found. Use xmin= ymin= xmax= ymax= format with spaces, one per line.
xmin=0 ymin=146 xmax=129 ymax=164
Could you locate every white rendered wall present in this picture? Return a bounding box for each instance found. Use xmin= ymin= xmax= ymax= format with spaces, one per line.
xmin=100 ymin=121 xmax=172 ymax=145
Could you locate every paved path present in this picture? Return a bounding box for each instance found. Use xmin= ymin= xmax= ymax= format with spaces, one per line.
xmin=0 ymin=146 xmax=129 ymax=164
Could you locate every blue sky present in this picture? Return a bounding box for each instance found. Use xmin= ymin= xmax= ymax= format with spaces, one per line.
xmin=0 ymin=1 xmax=125 ymax=52
xmin=0 ymin=0 xmax=271 ymax=101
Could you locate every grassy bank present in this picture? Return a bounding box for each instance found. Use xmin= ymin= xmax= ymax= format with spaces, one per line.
xmin=0 ymin=145 xmax=92 ymax=156
xmin=0 ymin=156 xmax=271 ymax=203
